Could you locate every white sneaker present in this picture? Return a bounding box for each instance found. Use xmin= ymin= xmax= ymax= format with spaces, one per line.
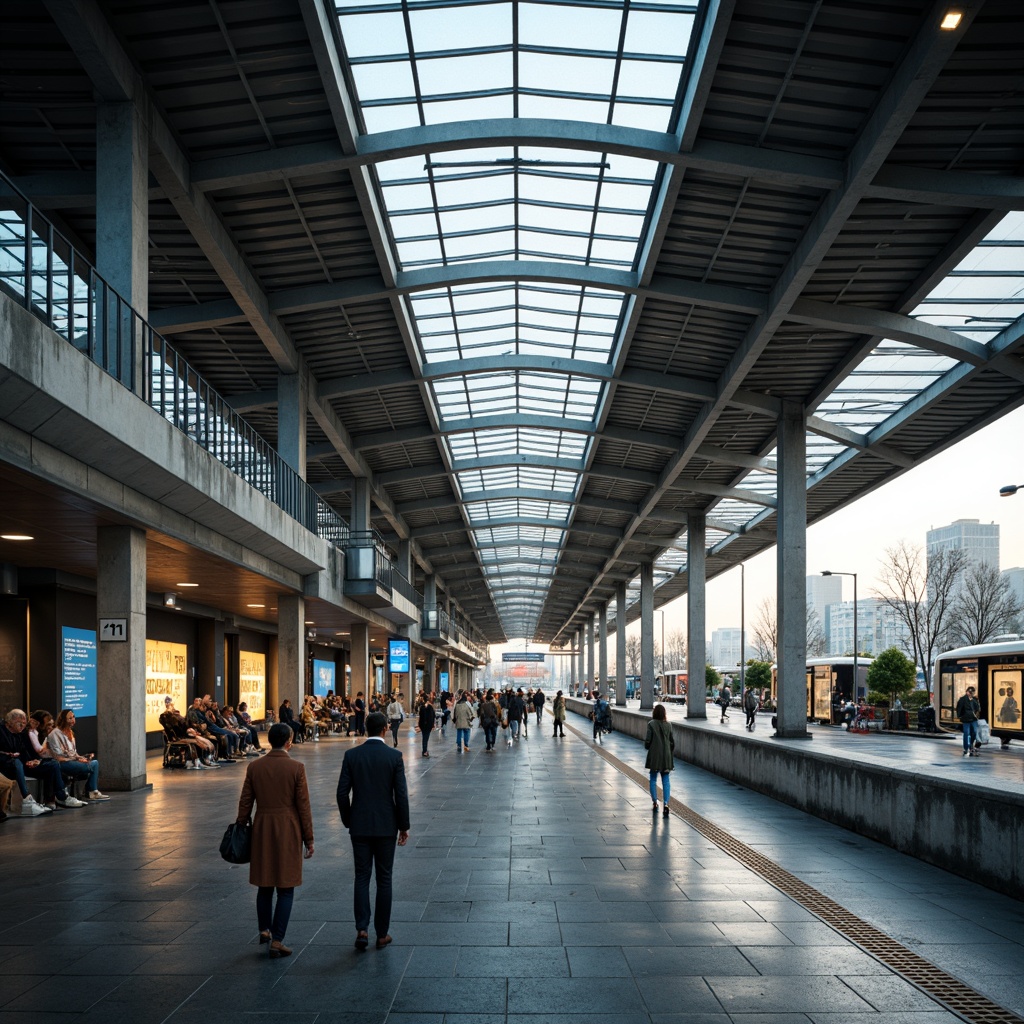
xmin=20 ymin=794 xmax=53 ymax=816
xmin=185 ymin=761 xmax=201 ymax=770
xmin=88 ymin=791 xmax=111 ymax=801
xmin=57 ymin=795 xmax=87 ymax=808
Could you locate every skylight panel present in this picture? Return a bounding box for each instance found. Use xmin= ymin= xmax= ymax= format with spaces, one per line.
xmin=408 ymin=3 xmax=511 ymax=50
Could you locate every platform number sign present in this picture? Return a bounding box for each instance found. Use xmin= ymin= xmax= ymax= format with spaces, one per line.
xmin=99 ymin=618 xmax=128 ymax=642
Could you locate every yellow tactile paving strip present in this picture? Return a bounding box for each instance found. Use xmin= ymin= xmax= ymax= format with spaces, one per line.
xmin=571 ymin=721 xmax=1024 ymax=1024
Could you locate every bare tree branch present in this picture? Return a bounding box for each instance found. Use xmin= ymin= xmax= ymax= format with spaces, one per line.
xmin=875 ymin=540 xmax=966 ymax=683
xmin=806 ymin=605 xmax=827 ymax=657
xmin=753 ymin=598 xmax=777 ymax=663
xmin=949 ymin=562 xmax=1023 ymax=646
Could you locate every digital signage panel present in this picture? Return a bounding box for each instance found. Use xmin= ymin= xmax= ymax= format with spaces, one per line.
xmin=313 ymin=658 xmax=335 ymax=698
xmin=61 ymin=627 xmax=97 ymax=717
xmin=239 ymin=651 xmax=266 ymax=719
xmin=145 ymin=639 xmax=188 ymax=732
xmin=388 ymin=637 xmax=411 ymax=675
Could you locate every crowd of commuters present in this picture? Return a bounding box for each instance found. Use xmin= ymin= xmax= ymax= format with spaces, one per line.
xmin=0 ymin=707 xmax=109 ymax=818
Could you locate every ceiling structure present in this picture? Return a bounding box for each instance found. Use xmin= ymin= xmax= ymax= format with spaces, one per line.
xmin=2 ymin=0 xmax=1024 ymax=649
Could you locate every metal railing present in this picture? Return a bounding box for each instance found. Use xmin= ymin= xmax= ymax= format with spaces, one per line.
xmin=391 ymin=569 xmax=422 ymax=606
xmin=0 ymin=170 xmax=348 ymax=546
xmin=344 ymin=531 xmax=393 ymax=590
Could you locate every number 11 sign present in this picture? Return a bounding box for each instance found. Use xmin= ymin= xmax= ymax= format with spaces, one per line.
xmin=99 ymin=618 xmax=128 ymax=642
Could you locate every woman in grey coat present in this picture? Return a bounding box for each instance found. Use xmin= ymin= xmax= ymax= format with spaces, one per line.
xmin=644 ymin=704 xmax=675 ymax=817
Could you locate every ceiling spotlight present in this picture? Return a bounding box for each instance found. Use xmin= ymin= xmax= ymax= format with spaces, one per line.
xmin=163 ymin=593 xmax=177 ymax=608
xmin=1 ymin=533 xmax=34 ymax=541
xmin=940 ymin=9 xmax=962 ymax=29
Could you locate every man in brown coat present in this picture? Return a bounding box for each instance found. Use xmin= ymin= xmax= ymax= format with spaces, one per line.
xmin=237 ymin=723 xmax=314 ymax=958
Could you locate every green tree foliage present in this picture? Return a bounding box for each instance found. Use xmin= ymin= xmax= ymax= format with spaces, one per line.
xmin=865 ymin=647 xmax=917 ymax=705
xmin=705 ymin=664 xmax=721 ymax=695
xmin=744 ymin=660 xmax=772 ymax=691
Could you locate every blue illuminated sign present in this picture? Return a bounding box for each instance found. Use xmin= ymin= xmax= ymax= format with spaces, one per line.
xmin=388 ymin=637 xmax=410 ymax=674
xmin=313 ymin=658 xmax=335 ymax=698
xmin=62 ymin=627 xmax=97 ymax=716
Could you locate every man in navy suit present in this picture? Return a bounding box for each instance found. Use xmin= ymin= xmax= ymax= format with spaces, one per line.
xmin=336 ymin=711 xmax=410 ymax=950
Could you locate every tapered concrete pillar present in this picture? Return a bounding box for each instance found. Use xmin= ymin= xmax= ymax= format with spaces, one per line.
xmin=277 ymin=372 xmax=307 ymax=476
xmin=277 ymin=595 xmax=305 ymax=712
xmin=96 ymin=101 xmax=148 ymax=388
xmin=352 ymin=478 xmax=371 ymax=535
xmin=687 ymin=514 xmax=707 ymax=720
xmin=598 ymin=602 xmax=608 ymax=694
xmin=426 ymin=652 xmax=436 ymax=692
xmin=569 ymin=636 xmax=577 ymax=693
xmin=577 ymin=630 xmax=585 ymax=693
xmin=640 ymin=562 xmax=655 ymax=710
xmin=96 ymin=526 xmax=147 ymax=791
xmin=776 ymin=402 xmax=809 ymax=739
xmin=350 ymin=623 xmax=369 ymax=700
xmin=586 ymin=615 xmax=596 ymax=693
xmin=616 ymin=581 xmax=627 ymax=706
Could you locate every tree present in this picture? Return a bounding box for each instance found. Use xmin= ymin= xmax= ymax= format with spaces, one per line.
xmin=744 ymin=660 xmax=772 ymax=692
xmin=876 ymin=541 xmax=966 ymax=686
xmin=705 ymin=664 xmax=721 ymax=696
xmin=664 ymin=629 xmax=687 ymax=670
xmin=753 ymin=598 xmax=777 ymax=662
xmin=625 ymin=634 xmax=642 ymax=675
xmin=865 ymin=647 xmax=917 ymax=706
xmin=948 ymin=562 xmax=1022 ymax=646
xmin=806 ymin=606 xmax=827 ymax=657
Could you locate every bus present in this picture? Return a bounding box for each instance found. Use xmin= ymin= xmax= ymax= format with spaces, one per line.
xmin=656 ymin=669 xmax=687 ymax=697
xmin=933 ymin=641 xmax=1024 ymax=747
xmin=772 ymin=657 xmax=872 ymax=723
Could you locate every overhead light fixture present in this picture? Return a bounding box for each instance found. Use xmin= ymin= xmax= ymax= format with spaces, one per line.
xmin=940 ymin=9 xmax=962 ymax=29
xmin=163 ymin=593 xmax=177 ymax=608
xmin=247 ymin=603 xmax=265 ymax=608
xmin=176 ymin=582 xmax=199 ymax=588
xmin=1 ymin=534 xmax=34 ymax=541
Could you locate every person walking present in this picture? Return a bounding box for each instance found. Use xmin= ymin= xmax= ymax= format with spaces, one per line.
xmin=235 ymin=723 xmax=314 ymax=959
xmin=506 ymin=688 xmax=526 ymax=745
xmin=336 ymin=712 xmax=410 ymax=950
xmin=645 ymin=704 xmax=675 ymax=817
xmin=386 ymin=693 xmax=405 ymax=747
xmin=417 ymin=691 xmax=436 ymax=758
xmin=478 ymin=689 xmax=501 ymax=751
xmin=519 ymin=688 xmax=530 ymax=740
xmin=743 ymin=687 xmax=758 ymax=731
xmin=533 ymin=688 xmax=546 ymax=728
xmin=552 ymin=690 xmax=566 ymax=737
xmin=452 ymin=692 xmax=474 ymax=752
xmin=956 ymin=685 xmax=982 ymax=757
xmin=718 ymin=683 xmax=732 ymax=723
xmin=592 ymin=692 xmax=610 ymax=743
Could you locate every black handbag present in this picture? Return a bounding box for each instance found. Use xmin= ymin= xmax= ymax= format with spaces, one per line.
xmin=220 ymin=820 xmax=252 ymax=864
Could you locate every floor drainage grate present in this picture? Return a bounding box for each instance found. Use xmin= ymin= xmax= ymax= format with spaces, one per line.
xmin=570 ymin=722 xmax=1024 ymax=1024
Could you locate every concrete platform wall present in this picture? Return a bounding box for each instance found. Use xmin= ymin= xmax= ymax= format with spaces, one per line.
xmin=567 ymin=698 xmax=1024 ymax=899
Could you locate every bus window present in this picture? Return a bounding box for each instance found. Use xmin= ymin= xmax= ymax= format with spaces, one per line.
xmin=940 ymin=660 xmax=977 ymax=722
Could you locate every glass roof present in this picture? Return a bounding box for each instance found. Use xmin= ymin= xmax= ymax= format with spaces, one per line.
xmin=333 ymin=0 xmax=701 ymax=636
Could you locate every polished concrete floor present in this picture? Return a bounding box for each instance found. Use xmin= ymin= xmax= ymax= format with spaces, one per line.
xmin=2 ymin=710 xmax=1023 ymax=1024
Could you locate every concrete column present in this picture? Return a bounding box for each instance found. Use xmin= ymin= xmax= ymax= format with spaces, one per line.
xmin=426 ymin=652 xmax=436 ymax=692
xmin=198 ymin=619 xmax=226 ymax=704
xmin=350 ymin=622 xmax=369 ymax=700
xmin=687 ymin=514 xmax=707 ymax=719
xmin=277 ymin=595 xmax=305 ymax=714
xmin=577 ymin=630 xmax=585 ymax=693
xmin=397 ymin=539 xmax=412 ymax=582
xmin=598 ymin=602 xmax=608 ymax=694
xmin=96 ymin=526 xmax=147 ymax=791
xmin=267 ymin=637 xmax=279 ymax=715
xmin=776 ymin=402 xmax=809 ymax=739
xmin=616 ymin=581 xmax=627 ymax=706
xmin=569 ymin=636 xmax=577 ymax=692
xmin=640 ymin=562 xmax=655 ymax=711
xmin=586 ymin=615 xmax=596 ymax=692
xmin=352 ymin=478 xmax=371 ymax=535
xmin=277 ymin=372 xmax=307 ymax=477
xmin=96 ymin=102 xmax=148 ymax=391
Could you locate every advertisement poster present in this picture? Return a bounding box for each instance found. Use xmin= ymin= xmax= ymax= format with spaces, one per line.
xmin=61 ymin=627 xmax=97 ymax=717
xmin=313 ymin=658 xmax=335 ymax=698
xmin=145 ymin=639 xmax=188 ymax=732
xmin=239 ymin=651 xmax=266 ymax=720
xmin=388 ymin=637 xmax=410 ymax=675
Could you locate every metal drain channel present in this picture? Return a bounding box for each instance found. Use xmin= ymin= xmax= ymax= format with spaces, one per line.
xmin=572 ymin=723 xmax=1024 ymax=1024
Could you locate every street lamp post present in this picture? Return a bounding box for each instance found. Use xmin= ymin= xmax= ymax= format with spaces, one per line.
xmin=822 ymin=570 xmax=859 ymax=701
xmin=740 ymin=563 xmax=745 ymax=698
xmin=1001 ymin=483 xmax=1024 ymax=497
xmin=661 ymin=610 xmax=665 ymax=678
